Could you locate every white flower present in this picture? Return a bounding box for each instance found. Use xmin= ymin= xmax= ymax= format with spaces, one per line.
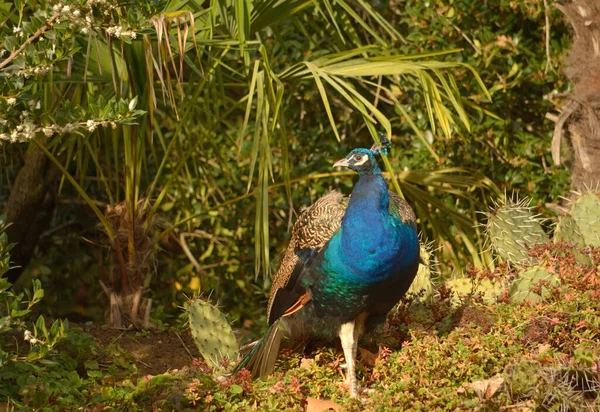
xmin=23 ymin=329 xmax=35 ymax=342
xmin=6 ymin=97 xmax=16 ymax=105
xmin=43 ymin=126 xmax=55 ymax=136
xmin=73 ymin=9 xmax=81 ymax=17
xmin=86 ymin=119 xmax=97 ymax=132
xmin=0 ymin=133 xmax=6 ymax=141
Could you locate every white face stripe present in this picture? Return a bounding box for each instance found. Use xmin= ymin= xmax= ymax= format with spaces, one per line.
xmin=353 ymin=154 xmax=369 ymax=166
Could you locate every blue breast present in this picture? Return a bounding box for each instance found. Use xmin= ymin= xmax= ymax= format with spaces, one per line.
xmin=323 ymin=175 xmax=418 ymax=283
xmin=306 ymin=174 xmax=420 ymax=319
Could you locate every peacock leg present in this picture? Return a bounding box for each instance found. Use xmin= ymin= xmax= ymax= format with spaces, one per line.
xmin=339 ymin=320 xmax=359 ymax=397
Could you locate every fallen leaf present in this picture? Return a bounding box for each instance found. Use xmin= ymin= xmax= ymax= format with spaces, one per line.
xmin=300 ymin=357 xmax=314 ymax=370
xmin=306 ymin=397 xmax=343 ymax=412
xmin=537 ymin=343 xmax=551 ymax=355
xmin=462 ymin=374 xmax=504 ymax=399
xmin=496 ymin=34 xmax=514 ymax=48
xmin=359 ymin=347 xmax=378 ymax=367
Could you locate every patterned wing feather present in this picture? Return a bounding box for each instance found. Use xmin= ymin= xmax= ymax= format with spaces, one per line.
xmin=267 ymin=191 xmax=347 ymax=322
xmin=389 ymin=192 xmax=417 ymax=224
xmin=266 ymin=190 xmax=415 ymax=323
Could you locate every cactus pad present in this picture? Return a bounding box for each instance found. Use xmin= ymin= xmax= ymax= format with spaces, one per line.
xmin=554 ymin=214 xmax=591 ymax=265
xmin=567 ymin=192 xmax=600 ymax=247
xmin=509 ymin=266 xmax=559 ymax=304
xmin=407 ymin=245 xmax=434 ymax=303
xmin=444 ymin=277 xmax=503 ymax=306
xmin=187 ymin=298 xmax=239 ymax=370
xmin=486 ymin=198 xmax=547 ymax=266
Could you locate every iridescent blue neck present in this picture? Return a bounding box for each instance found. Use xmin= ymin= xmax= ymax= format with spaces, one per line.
xmin=343 ymin=175 xmax=389 ymax=221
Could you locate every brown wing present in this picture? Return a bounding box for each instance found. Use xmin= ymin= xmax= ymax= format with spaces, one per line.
xmin=267 ymin=191 xmax=348 ymax=323
xmin=389 ymin=191 xmax=417 ymax=224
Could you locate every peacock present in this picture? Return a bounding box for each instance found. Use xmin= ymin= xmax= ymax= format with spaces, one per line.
xmin=235 ymin=135 xmax=420 ymax=397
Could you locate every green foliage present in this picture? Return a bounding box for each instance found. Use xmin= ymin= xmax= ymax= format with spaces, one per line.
xmin=0 ymin=215 xmax=14 ymax=276
xmin=0 ymin=278 xmax=44 ymax=341
xmin=486 ymin=197 xmax=548 ymax=266
xmin=186 ymin=297 xmax=239 ymax=370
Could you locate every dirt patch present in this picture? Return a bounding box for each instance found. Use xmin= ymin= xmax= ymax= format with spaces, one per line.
xmin=82 ymin=325 xmax=200 ymax=376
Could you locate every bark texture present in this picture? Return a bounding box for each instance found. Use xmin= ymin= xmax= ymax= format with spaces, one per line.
xmin=3 ymin=144 xmax=60 ymax=283
xmin=553 ymin=0 xmax=600 ymax=191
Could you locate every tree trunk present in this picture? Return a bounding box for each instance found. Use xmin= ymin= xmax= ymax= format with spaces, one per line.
xmin=553 ymin=1 xmax=600 ymax=191
xmin=3 ymin=144 xmax=60 ymax=283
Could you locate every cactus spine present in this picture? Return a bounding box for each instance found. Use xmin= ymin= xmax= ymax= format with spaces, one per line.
xmin=509 ymin=266 xmax=559 ymax=304
xmin=407 ymin=244 xmax=435 ymax=303
xmin=485 ymin=197 xmax=547 ymax=266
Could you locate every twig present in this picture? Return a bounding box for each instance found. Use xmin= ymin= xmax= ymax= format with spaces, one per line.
xmin=0 ymin=13 xmax=59 ymax=70
xmin=372 ymin=75 xmax=383 ymax=110
xmin=143 ymin=298 xmax=152 ymax=328
xmin=543 ymin=0 xmax=552 ymax=74
xmin=452 ymin=24 xmax=480 ymax=54
xmin=551 ymin=100 xmax=579 ymax=165
xmin=99 ymin=280 xmax=111 ymax=297
xmin=176 ymin=332 xmax=195 ymax=360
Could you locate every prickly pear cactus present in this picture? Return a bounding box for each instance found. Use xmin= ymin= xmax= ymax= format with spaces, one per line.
xmin=407 ymin=244 xmax=434 ymax=303
xmin=567 ymin=192 xmax=600 ymax=247
xmin=444 ymin=277 xmax=503 ymax=306
xmin=187 ymin=298 xmax=239 ymax=370
xmin=554 ymin=214 xmax=591 ymax=265
xmin=486 ymin=198 xmax=547 ymax=266
xmin=509 ymin=266 xmax=559 ymax=304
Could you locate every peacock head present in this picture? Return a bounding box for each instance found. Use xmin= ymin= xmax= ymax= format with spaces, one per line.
xmin=333 ymin=148 xmax=381 ymax=176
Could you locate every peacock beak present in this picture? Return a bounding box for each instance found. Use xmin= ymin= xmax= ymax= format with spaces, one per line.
xmin=333 ymin=158 xmax=351 ymax=168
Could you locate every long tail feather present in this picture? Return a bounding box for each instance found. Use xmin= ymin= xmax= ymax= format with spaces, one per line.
xmin=233 ymin=322 xmax=283 ymax=378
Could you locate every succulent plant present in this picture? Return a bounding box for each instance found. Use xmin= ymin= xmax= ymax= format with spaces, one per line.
xmin=509 ymin=265 xmax=559 ymax=304
xmin=485 ymin=197 xmax=548 ymax=266
xmin=566 ymin=192 xmax=600 ymax=247
xmin=187 ymin=297 xmax=239 ymax=370
xmin=504 ymin=362 xmax=597 ymax=410
xmin=553 ymin=214 xmax=591 ymax=266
